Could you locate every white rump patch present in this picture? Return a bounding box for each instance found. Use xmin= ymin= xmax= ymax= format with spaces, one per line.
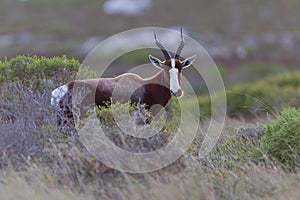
xmin=51 ymin=85 xmax=68 ymax=107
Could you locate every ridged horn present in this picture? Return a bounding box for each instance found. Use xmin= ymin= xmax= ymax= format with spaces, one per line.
xmin=175 ymin=28 xmax=185 ymax=59
xmin=153 ymin=31 xmax=171 ymax=60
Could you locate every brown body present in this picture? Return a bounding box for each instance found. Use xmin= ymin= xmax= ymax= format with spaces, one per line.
xmin=57 ymin=70 xmax=172 ymax=127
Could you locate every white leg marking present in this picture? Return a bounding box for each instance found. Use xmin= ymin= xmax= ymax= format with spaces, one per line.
xmin=51 ymin=85 xmax=68 ymax=107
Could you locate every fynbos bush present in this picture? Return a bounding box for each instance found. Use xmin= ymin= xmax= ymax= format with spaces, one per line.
xmin=198 ymin=72 xmax=300 ymax=119
xmin=84 ymin=99 xmax=180 ymax=153
xmin=261 ymin=108 xmax=300 ymax=170
xmin=0 ymin=55 xmax=80 ymax=91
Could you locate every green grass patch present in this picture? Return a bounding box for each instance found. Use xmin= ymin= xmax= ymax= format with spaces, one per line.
xmin=204 ymin=108 xmax=300 ymax=171
xmin=261 ymin=108 xmax=300 ymax=170
xmin=198 ymin=72 xmax=300 ymax=119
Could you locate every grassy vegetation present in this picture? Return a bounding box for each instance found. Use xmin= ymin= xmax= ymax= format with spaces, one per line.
xmin=262 ymin=108 xmax=300 ymax=170
xmin=199 ymin=72 xmax=300 ymax=119
xmin=0 ymin=56 xmax=299 ymax=199
xmin=0 ymin=55 xmax=79 ymax=90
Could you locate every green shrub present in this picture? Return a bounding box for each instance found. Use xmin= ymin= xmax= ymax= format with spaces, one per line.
xmin=95 ymin=101 xmax=147 ymax=126
xmin=201 ymin=113 xmax=296 ymax=171
xmin=0 ymin=60 xmax=6 ymax=84
xmin=81 ymin=100 xmax=180 ymax=153
xmin=261 ymin=108 xmax=300 ymax=170
xmin=264 ymin=72 xmax=300 ymax=88
xmin=198 ymin=72 xmax=300 ymax=118
xmin=0 ymin=55 xmax=80 ymax=91
xmin=94 ymin=99 xmax=181 ymax=133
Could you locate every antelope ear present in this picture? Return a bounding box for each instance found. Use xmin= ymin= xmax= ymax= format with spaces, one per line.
xmin=149 ymin=55 xmax=164 ymax=69
xmin=181 ymin=55 xmax=197 ymax=69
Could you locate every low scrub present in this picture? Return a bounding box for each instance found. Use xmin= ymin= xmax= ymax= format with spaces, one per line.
xmin=0 ymin=55 xmax=80 ymax=91
xmin=86 ymin=99 xmax=181 ymax=153
xmin=199 ymin=72 xmax=300 ymax=119
xmin=0 ymin=55 xmax=300 ymax=199
xmin=202 ymin=125 xmax=265 ymax=170
xmin=261 ymin=108 xmax=300 ymax=170
xmin=202 ymin=108 xmax=300 ymax=171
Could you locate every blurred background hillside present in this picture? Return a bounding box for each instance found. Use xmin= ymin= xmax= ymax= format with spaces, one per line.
xmin=1 ymin=0 xmax=300 ymax=86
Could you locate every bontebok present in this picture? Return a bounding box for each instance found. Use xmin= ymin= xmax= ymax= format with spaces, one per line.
xmin=51 ymin=28 xmax=197 ymax=127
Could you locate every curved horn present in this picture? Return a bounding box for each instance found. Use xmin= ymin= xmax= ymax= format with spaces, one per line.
xmin=175 ymin=28 xmax=185 ymax=59
xmin=154 ymin=31 xmax=171 ymax=60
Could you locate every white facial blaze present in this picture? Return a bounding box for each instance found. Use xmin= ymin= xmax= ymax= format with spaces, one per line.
xmin=169 ymin=59 xmax=180 ymax=94
xmin=171 ymin=58 xmax=175 ymax=68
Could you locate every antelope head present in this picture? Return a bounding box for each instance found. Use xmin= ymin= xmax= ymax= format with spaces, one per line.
xmin=149 ymin=28 xmax=197 ymax=97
